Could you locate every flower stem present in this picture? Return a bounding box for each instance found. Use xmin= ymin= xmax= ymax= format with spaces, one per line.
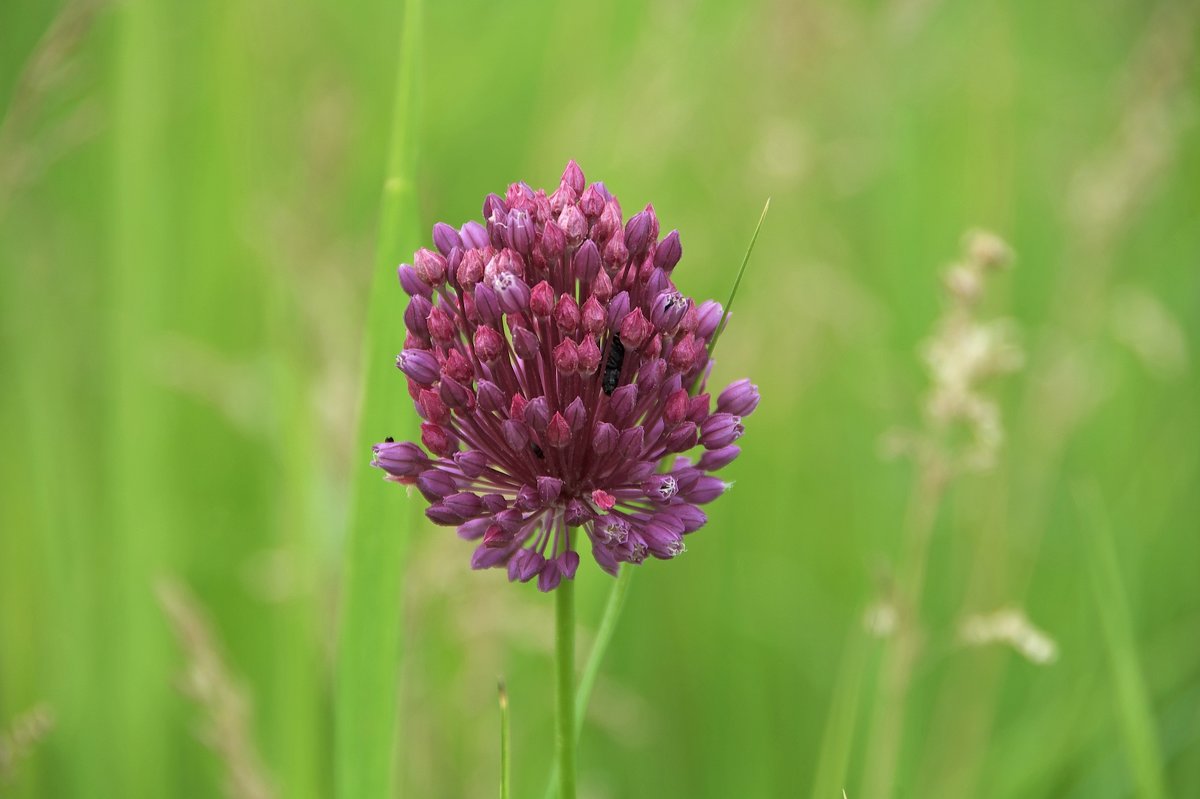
xmin=555 ymin=577 xmax=577 ymax=799
xmin=499 ymin=680 xmax=511 ymax=799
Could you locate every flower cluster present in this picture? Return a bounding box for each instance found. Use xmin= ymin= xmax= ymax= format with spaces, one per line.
xmin=372 ymin=161 xmax=758 ymax=590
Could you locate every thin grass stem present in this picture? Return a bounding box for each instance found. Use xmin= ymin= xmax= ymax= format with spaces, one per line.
xmin=555 ymin=578 xmax=577 ymax=799
xmin=334 ymin=1 xmax=423 ymax=798
xmin=499 ymin=680 xmax=511 ymax=799
xmin=707 ymin=197 xmax=770 ymax=357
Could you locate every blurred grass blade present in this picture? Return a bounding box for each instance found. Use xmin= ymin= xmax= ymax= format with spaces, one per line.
xmin=707 ymin=197 xmax=770 ymax=357
xmin=543 ymin=567 xmax=634 ymax=799
xmin=499 ymin=680 xmax=511 ymax=799
xmin=1075 ymin=482 xmax=1168 ymax=799
xmin=334 ymin=1 xmax=423 ymax=798
xmin=810 ymin=627 xmax=870 ymax=799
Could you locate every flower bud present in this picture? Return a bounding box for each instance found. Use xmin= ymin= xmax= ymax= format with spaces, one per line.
xmin=501 ymin=418 xmax=529 ymax=450
xmin=654 ymin=229 xmax=682 ymax=271
xmin=650 ymin=290 xmax=687 ymax=333
xmin=493 ymin=271 xmax=531 ymax=314
xmin=637 ymin=357 xmax=666 ymax=393
xmin=581 ymin=296 xmax=606 ymax=335
xmin=696 ymin=300 xmax=724 ymax=339
xmin=681 ymin=475 xmax=729 ymax=504
xmin=619 ymin=307 xmax=652 ymax=349
xmin=717 ymin=378 xmax=760 ymax=417
xmin=591 ymin=269 xmax=613 ymax=301
xmin=417 ymin=389 xmax=449 ymax=425
xmin=457 ymin=249 xmax=486 ymax=286
xmin=529 ymin=280 xmax=555 ymax=317
xmin=473 ymin=283 xmax=502 ymax=326
xmin=687 ymin=393 xmax=710 ymax=424
xmin=668 ymin=333 xmax=699 ymax=371
xmin=577 ymin=336 xmax=601 ymax=374
xmin=515 ymin=485 xmax=539 ymax=511
xmin=554 ymin=294 xmax=580 ymax=333
xmin=438 ymin=375 xmax=475 ymax=412
xmin=370 ymin=440 xmax=427 ymax=477
xmin=473 ymin=325 xmax=504 ymax=363
xmin=561 ymin=159 xmax=585 ymax=194
xmin=624 ymin=204 xmax=656 ymax=258
xmin=525 ymin=396 xmax=550 ymax=431
xmin=396 ymin=348 xmax=440 ymax=385
xmin=539 ymin=219 xmax=565 ymax=259
xmin=603 ymin=229 xmax=628 ymax=266
xmin=537 ymin=475 xmax=563 ymax=504
xmin=642 ymin=474 xmax=679 ymax=501
xmin=460 ymin=220 xmax=489 ymax=250
xmin=414 ymin=248 xmax=447 ymax=285
xmin=553 ymin=339 xmax=579 ymax=374
xmin=404 ymin=295 xmax=432 ymax=339
xmin=579 ymin=184 xmax=605 ymax=218
xmin=416 ymin=468 xmax=458 ymax=502
xmin=558 ymin=205 xmax=587 ymax=241
xmin=454 ymin=449 xmax=489 ymax=478
xmin=546 ymin=412 xmax=571 ymax=448
xmin=573 ymin=239 xmax=602 ymax=282
xmin=397 ymin=263 xmax=432 ymax=298
xmin=505 ymin=209 xmax=534 ymax=255
xmin=664 ymin=420 xmax=698 ymax=452
xmin=700 ymin=413 xmax=744 ymax=448
xmin=617 ymin=426 xmax=644 ymax=457
xmin=564 ymin=396 xmax=587 ymax=432
xmin=537 ymin=558 xmax=563 ymax=592
xmin=432 ymin=222 xmax=462 ymax=255
xmin=564 ymin=499 xmax=593 ymax=526
xmin=609 ymin=383 xmax=638 ymax=421
xmin=427 ymin=304 xmax=456 ymax=344
xmin=442 ymin=349 xmax=473 ymax=383
xmin=512 ymin=326 xmax=539 ymax=361
xmin=442 ymin=491 xmax=483 ymax=518
xmin=509 ymin=394 xmax=528 ymax=421
xmin=606 ymin=291 xmax=631 ymax=332
xmin=476 ymin=379 xmax=506 ymax=413
xmin=664 ymin=388 xmax=689 ymax=425
xmin=592 ymin=422 xmax=618 ymax=454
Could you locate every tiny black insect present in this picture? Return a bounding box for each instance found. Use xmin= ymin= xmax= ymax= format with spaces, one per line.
xmin=530 ymin=442 xmax=545 ymax=460
xmin=384 ymin=436 xmax=395 ymax=443
xmin=602 ymin=333 xmax=625 ymax=395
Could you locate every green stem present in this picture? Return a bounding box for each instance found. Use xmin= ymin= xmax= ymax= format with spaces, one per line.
xmin=499 ymin=680 xmax=511 ymax=799
xmin=573 ymin=567 xmax=633 ymax=739
xmin=555 ymin=578 xmax=577 ymax=799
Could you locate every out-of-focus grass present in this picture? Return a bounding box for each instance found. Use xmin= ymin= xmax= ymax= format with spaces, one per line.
xmin=1 ymin=1 xmax=1199 ymax=798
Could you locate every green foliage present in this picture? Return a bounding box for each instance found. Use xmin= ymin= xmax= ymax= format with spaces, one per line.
xmin=1 ymin=1 xmax=1198 ymax=797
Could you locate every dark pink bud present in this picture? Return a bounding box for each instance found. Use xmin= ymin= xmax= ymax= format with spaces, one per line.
xmin=417 ymin=389 xmax=449 ymax=425
xmin=442 ymin=491 xmax=483 ymax=518
xmin=397 ymin=263 xmax=432 ymax=298
xmin=592 ymin=422 xmax=618 ymax=455
xmin=595 ymin=200 xmax=621 ymax=242
xmin=603 ymin=229 xmax=628 ymax=266
xmin=560 ymin=550 xmax=581 ymax=580
xmin=637 ymin=357 xmax=666 ymax=392
xmin=581 ymin=296 xmax=606 ymax=335
xmin=664 ymin=420 xmax=698 ymax=452
xmin=650 ymin=290 xmax=687 ymax=333
xmin=577 ymin=336 xmax=601 ymax=374
xmin=508 ymin=549 xmax=544 ymax=582
xmin=539 ymin=219 xmax=565 ymax=259
xmin=512 ymin=326 xmax=539 ymax=361
xmin=508 ymin=394 xmax=528 ymax=420
xmin=655 ymin=229 xmax=682 ymax=271
xmin=482 ymin=192 xmax=506 ymax=222
xmin=619 ymin=307 xmax=652 ymax=349
xmin=591 ymin=489 xmax=616 ymax=510
xmin=549 ymin=184 xmax=576 ymax=215
xmin=643 ymin=334 xmax=662 ymax=360
xmin=564 ymin=396 xmax=587 ymax=432
xmin=427 ymin=304 xmax=456 ymax=344
xmin=606 ymin=291 xmax=631 ymax=332
xmin=553 ymin=339 xmax=579 ymax=374
xmin=558 ymin=205 xmax=587 ymax=241
xmin=573 ymin=239 xmax=601 ymax=282
xmin=457 ymin=248 xmax=485 ymax=286
xmin=525 ymin=396 xmax=550 ymax=431
xmin=515 ymin=485 xmax=539 ymax=511
xmin=687 ymin=393 xmax=711 ymax=424
xmin=579 ymin=184 xmax=605 ymax=218
xmin=396 ymin=348 xmax=440 ymax=385
xmin=554 ymin=294 xmax=580 ymax=333
xmin=442 ymin=349 xmax=473 ymax=384
xmin=664 ymin=388 xmax=689 ymax=425
xmin=591 ymin=269 xmax=613 ymax=301
xmin=717 ymin=378 xmax=760 ymax=417
xmin=537 ymin=475 xmax=563 ymax=504
xmin=454 ymin=449 xmax=489 ymax=478
xmin=495 ymin=248 xmax=526 ymax=279
xmin=561 ymin=159 xmax=585 ymax=194
xmin=482 ymin=524 xmax=512 ymax=549
xmin=700 ymin=412 xmax=744 ymax=448
xmin=438 ymin=375 xmax=475 ymax=412
xmin=645 ymin=266 xmax=670 ymax=297
xmin=695 ymin=300 xmax=724 ymax=339
xmin=546 ymin=412 xmax=571 ymax=448
xmin=473 ymin=325 xmax=504 ymax=362
xmin=529 ymin=280 xmax=555 ymax=317
xmin=370 ymin=440 xmax=428 ymax=478
xmin=420 ymin=423 xmax=456 ymax=457
xmin=493 ymin=271 xmax=531 ymax=314
xmin=668 ymin=333 xmax=699 ymax=371
xmin=414 ymin=248 xmax=447 ymax=285
xmin=481 ymin=493 xmax=507 ymax=513
xmin=617 ymin=426 xmax=644 ymax=457
xmin=537 ymin=558 xmax=563 ymax=592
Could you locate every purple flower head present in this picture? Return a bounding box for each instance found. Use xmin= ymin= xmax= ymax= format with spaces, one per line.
xmin=374 ymin=162 xmax=755 ymax=590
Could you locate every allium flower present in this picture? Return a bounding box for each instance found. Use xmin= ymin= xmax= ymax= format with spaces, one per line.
xmin=372 ymin=161 xmax=758 ymax=590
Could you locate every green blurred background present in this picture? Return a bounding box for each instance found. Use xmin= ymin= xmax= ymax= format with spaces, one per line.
xmin=2 ymin=0 xmax=1198 ymax=797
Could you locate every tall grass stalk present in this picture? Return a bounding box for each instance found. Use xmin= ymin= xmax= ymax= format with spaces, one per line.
xmin=334 ymin=1 xmax=422 ymax=797
xmin=109 ymin=0 xmax=171 ymax=793
xmin=809 ymin=628 xmax=870 ymax=799
xmin=1075 ymin=483 xmax=1169 ymax=799
xmin=861 ymin=457 xmax=947 ymax=798
xmin=498 ymin=681 xmax=511 ymax=799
